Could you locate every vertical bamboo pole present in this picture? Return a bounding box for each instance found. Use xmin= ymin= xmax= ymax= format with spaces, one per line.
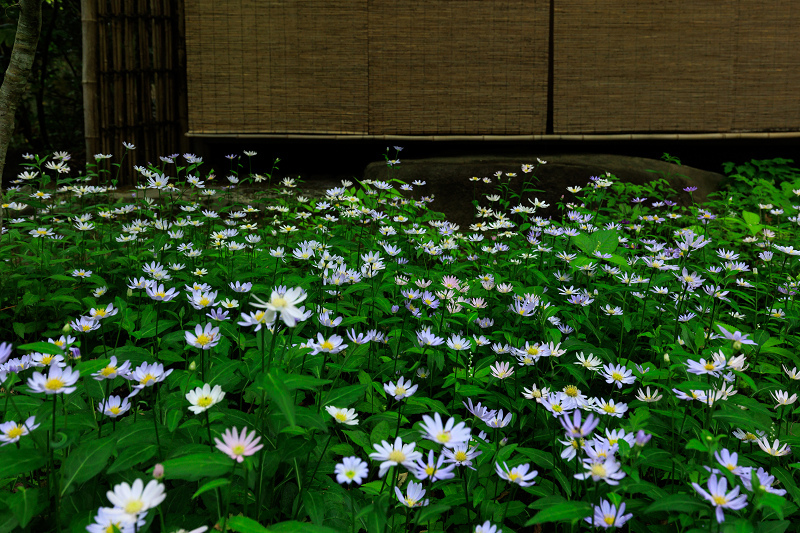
xmin=175 ymin=0 xmax=189 ymax=154
xmin=81 ymin=0 xmax=99 ymax=163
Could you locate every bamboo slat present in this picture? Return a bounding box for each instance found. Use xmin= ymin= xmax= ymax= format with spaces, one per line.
xmin=553 ymin=0 xmax=800 ymax=134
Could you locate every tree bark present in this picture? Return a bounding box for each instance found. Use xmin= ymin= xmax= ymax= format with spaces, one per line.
xmin=0 ymin=0 xmax=44 ymax=183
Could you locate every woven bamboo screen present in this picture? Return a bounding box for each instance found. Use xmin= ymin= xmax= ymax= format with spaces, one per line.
xmin=553 ymin=0 xmax=800 ymax=133
xmin=87 ymin=0 xmax=186 ymax=175
xmin=184 ymin=0 xmax=549 ymax=135
xmin=182 ymin=0 xmax=800 ymax=136
xmin=184 ymin=0 xmax=369 ymax=135
xmin=367 ymin=1 xmax=549 ymax=135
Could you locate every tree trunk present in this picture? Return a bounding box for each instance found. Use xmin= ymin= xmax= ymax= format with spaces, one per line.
xmin=0 ymin=0 xmax=44 ymax=183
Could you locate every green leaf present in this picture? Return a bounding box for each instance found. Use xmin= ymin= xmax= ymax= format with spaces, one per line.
xmin=304 ymin=490 xmax=326 ymax=525
xmin=644 ymin=494 xmax=709 ymax=514
xmin=192 ymin=478 xmax=231 ymax=499
xmin=416 ymin=503 xmax=450 ymax=523
xmin=166 ymin=410 xmax=183 ymax=432
xmin=227 ymin=515 xmax=271 ymax=533
xmin=12 ymin=322 xmax=26 ymax=339
xmin=260 ymin=371 xmax=296 ymax=427
xmin=0 ymin=449 xmax=47 ymax=478
xmin=132 ymin=320 xmax=177 ymax=339
xmin=60 ymin=437 xmax=116 ymax=496
xmin=322 ymin=384 xmax=367 ymax=408
xmin=525 ymin=501 xmax=592 ymax=525
xmin=0 ymin=509 xmax=18 ymax=533
xmin=159 ymin=453 xmax=234 ymax=481
xmin=16 ymin=342 xmax=65 ymax=355
xmin=106 ymin=445 xmax=159 ymax=474
xmin=269 ymin=521 xmax=340 ymax=533
xmin=116 ymin=421 xmax=158 ymax=448
xmin=1 ymin=487 xmax=44 ymax=528
xmin=713 ymin=408 xmax=770 ymax=432
xmin=743 ymin=210 xmax=760 ymax=226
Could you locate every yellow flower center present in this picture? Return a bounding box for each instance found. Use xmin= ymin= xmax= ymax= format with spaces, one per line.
xmin=345 ymin=469 xmax=356 ymax=479
xmin=564 ymin=385 xmax=578 ymax=397
xmin=45 ymin=378 xmax=65 ymax=391
xmin=602 ymin=404 xmax=616 ymax=413
xmin=335 ymin=412 xmax=347 ymax=422
xmin=713 ymin=495 xmax=727 ymax=505
xmin=124 ymin=499 xmax=144 ymax=514
xmin=611 ymin=372 xmax=623 ymax=381
xmin=507 ymin=472 xmax=520 ymax=482
xmin=101 ymin=366 xmax=116 ymax=376
xmin=704 ymin=363 xmax=715 ymax=371
xmin=604 ymin=516 xmax=615 ymax=526
xmin=110 ymin=406 xmax=121 ymax=415
xmin=195 ymin=334 xmax=213 ymax=346
xmin=552 ymin=405 xmax=563 ymax=413
xmin=41 ymin=355 xmax=53 ymax=365
xmin=321 ymin=341 xmax=334 ymax=351
xmin=425 ymin=466 xmax=436 ymax=476
xmin=197 ymin=395 xmax=213 ymax=407
xmin=527 ymin=347 xmax=540 ymax=355
xmin=232 ymin=444 xmax=246 ymax=455
xmin=590 ymin=463 xmax=607 ymax=477
xmin=7 ymin=426 xmax=24 ymax=439
xmin=726 ymin=464 xmax=735 ymax=471
xmin=454 ymin=451 xmax=468 ymax=462
xmin=105 ymin=523 xmax=122 ymax=533
xmin=200 ymin=297 xmax=211 ymax=306
xmin=388 ymin=450 xmax=406 ymax=463
xmin=436 ymin=432 xmax=451 ymax=443
xmin=272 ymin=297 xmax=288 ymax=308
xmin=140 ymin=374 xmax=156 ymax=386
xmin=54 ymin=340 xmax=65 ymax=347
xmin=395 ymin=386 xmax=406 ymax=397
xmin=95 ymin=309 xmax=107 ymax=317
xmin=82 ymin=325 xmax=92 ymax=331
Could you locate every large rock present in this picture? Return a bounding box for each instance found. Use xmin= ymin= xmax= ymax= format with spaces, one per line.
xmin=364 ymin=154 xmax=724 ymax=228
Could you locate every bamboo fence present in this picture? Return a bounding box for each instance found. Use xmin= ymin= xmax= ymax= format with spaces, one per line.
xmin=83 ymin=0 xmax=187 ymax=184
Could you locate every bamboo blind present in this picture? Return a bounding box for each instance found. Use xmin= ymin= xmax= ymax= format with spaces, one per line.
xmin=185 ymin=0 xmax=370 ymax=135
xmin=553 ymin=0 xmax=800 ymax=133
xmin=180 ymin=0 xmax=800 ymax=137
xmin=367 ymin=1 xmax=549 ymax=135
xmin=89 ymin=0 xmax=186 ymax=180
xmin=184 ymin=0 xmax=549 ymax=136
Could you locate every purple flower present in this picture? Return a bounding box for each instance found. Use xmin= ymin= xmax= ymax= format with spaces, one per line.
xmin=559 ymin=410 xmax=599 ymax=439
xmin=692 ymin=474 xmax=748 ymax=522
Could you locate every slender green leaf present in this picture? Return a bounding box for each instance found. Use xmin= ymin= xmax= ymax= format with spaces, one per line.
xmin=262 ymin=371 xmax=296 ymax=427
xmin=166 ymin=410 xmax=183 ymax=432
xmin=159 ymin=453 xmax=234 ymax=481
xmin=644 ymin=494 xmax=709 ymax=514
xmin=322 ymin=383 xmax=367 ymax=408
xmin=106 ymin=445 xmax=159 ymax=474
xmin=192 ymin=478 xmax=231 ymax=499
xmin=1 ymin=487 xmax=44 ymax=528
xmin=132 ymin=320 xmax=177 ymax=339
xmin=525 ymin=502 xmax=592 ymax=525
xmin=269 ymin=521 xmax=340 ymax=533
xmin=60 ymin=437 xmax=116 ymax=496
xmin=226 ymin=515 xmax=271 ymax=533
xmin=304 ymin=490 xmax=325 ymax=525
xmin=17 ymin=342 xmax=64 ymax=356
xmin=0 ymin=449 xmax=47 ymax=478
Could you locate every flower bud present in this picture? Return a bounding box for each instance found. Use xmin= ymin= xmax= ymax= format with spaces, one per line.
xmin=62 ymin=323 xmax=72 ymax=333
xmin=189 ymin=361 xmax=197 ymax=371
xmin=127 ymin=288 xmax=134 ymax=297
xmin=733 ymin=340 xmax=742 ymax=352
xmin=152 ymin=463 xmax=164 ymax=479
xmin=663 ymin=353 xmax=670 ymax=363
